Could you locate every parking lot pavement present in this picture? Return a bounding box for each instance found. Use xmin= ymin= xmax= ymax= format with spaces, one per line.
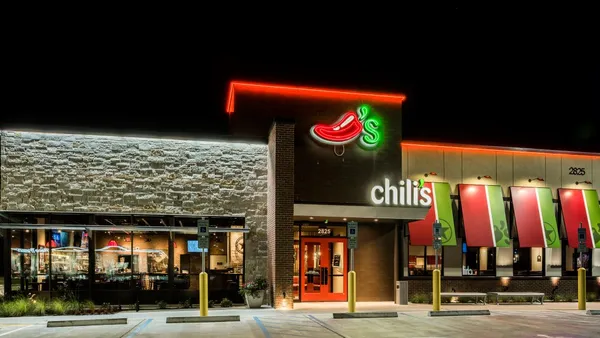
xmin=1 ymin=308 xmax=599 ymax=337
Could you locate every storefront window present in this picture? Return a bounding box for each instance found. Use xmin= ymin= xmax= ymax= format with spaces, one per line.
xmin=462 ymin=244 xmax=496 ymax=276
xmin=563 ymin=240 xmax=592 ymax=276
xmin=408 ymin=246 xmax=442 ymax=276
xmin=50 ymin=230 xmax=89 ymax=294
xmin=173 ymin=217 xmax=245 ymax=304
xmin=513 ymin=242 xmax=543 ymax=276
xmin=10 ymin=228 xmax=52 ymax=295
xmin=94 ymin=230 xmax=133 ymax=287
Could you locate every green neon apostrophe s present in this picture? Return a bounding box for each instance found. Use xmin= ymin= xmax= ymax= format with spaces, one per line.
xmin=359 ymin=118 xmax=381 ymax=149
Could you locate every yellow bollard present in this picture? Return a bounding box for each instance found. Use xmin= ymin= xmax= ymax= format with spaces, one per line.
xmin=348 ymin=271 xmax=356 ymax=313
xmin=200 ymin=272 xmax=208 ymax=316
xmin=432 ymin=269 xmax=441 ymax=311
xmin=578 ymin=268 xmax=586 ymax=310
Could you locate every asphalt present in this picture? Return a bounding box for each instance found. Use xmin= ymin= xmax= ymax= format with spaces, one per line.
xmin=0 ymin=302 xmax=598 ymax=337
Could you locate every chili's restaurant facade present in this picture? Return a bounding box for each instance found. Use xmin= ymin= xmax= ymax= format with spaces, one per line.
xmin=1 ymin=81 xmax=599 ymax=309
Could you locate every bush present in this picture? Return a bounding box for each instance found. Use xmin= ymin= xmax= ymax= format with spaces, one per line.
xmin=178 ymin=299 xmax=192 ymax=309
xmin=220 ymin=298 xmax=233 ymax=307
xmin=208 ymin=300 xmax=215 ymax=308
xmin=156 ymin=300 xmax=168 ymax=309
xmin=586 ymin=292 xmax=597 ymax=302
xmin=409 ymin=293 xmax=430 ymax=304
xmin=0 ymin=298 xmax=118 ymax=317
xmin=239 ymin=277 xmax=268 ymax=298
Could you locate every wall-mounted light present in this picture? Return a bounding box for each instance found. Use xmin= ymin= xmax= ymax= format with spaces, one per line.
xmin=424 ymin=172 xmax=438 ymax=177
xmin=551 ymin=277 xmax=560 ymax=287
xmin=477 ymin=175 xmax=493 ymax=180
xmin=528 ymin=177 xmax=545 ymax=182
xmin=575 ymin=181 xmax=592 ymax=185
xmin=501 ymin=277 xmax=510 ymax=290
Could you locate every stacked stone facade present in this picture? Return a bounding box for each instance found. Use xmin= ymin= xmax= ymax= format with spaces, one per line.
xmin=0 ymin=130 xmax=269 ymax=280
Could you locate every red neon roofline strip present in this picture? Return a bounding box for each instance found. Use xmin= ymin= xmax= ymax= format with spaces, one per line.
xmin=226 ymin=81 xmax=406 ymax=113
xmin=401 ymin=141 xmax=600 ymax=159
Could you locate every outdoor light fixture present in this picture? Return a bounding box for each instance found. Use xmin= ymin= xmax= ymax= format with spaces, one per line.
xmin=528 ymin=177 xmax=545 ymax=182
xmin=477 ymin=175 xmax=493 ymax=180
xmin=575 ymin=181 xmax=592 ymax=185
xmin=424 ymin=172 xmax=438 ymax=177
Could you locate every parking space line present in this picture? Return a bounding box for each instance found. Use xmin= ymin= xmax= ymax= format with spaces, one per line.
xmin=122 ymin=319 xmax=152 ymax=338
xmin=306 ymin=315 xmax=347 ymax=338
xmin=253 ymin=316 xmax=271 ymax=338
xmin=0 ymin=325 xmax=32 ymax=337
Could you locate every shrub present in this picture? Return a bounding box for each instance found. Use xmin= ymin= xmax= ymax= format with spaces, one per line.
xmin=208 ymin=300 xmax=215 ymax=308
xmin=239 ymin=277 xmax=268 ymax=298
xmin=178 ymin=299 xmax=192 ymax=309
xmin=156 ymin=300 xmax=167 ymax=309
xmin=46 ymin=300 xmax=66 ymax=315
xmin=220 ymin=298 xmax=233 ymax=307
xmin=409 ymin=293 xmax=429 ymax=304
xmin=586 ymin=292 xmax=597 ymax=302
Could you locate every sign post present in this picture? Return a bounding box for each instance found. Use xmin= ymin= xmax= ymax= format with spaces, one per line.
xmin=577 ymin=222 xmax=586 ymax=310
xmin=197 ymin=219 xmax=209 ymax=316
xmin=432 ymin=220 xmax=442 ymax=312
xmin=347 ymin=221 xmax=358 ymax=313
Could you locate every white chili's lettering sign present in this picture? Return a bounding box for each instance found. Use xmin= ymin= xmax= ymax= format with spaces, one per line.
xmin=370 ymin=178 xmax=432 ymax=207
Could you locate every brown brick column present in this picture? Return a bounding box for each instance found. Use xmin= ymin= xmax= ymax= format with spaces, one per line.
xmin=267 ymin=121 xmax=295 ymax=309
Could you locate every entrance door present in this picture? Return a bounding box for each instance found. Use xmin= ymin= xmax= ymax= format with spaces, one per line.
xmin=300 ymin=238 xmax=347 ymax=301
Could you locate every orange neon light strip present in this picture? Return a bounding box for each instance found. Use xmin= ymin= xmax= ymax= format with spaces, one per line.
xmin=226 ymin=81 xmax=406 ymax=113
xmin=401 ymin=141 xmax=600 ymax=160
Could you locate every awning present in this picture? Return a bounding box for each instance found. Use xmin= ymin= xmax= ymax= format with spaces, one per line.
xmin=558 ymin=189 xmax=600 ymax=249
xmin=458 ymin=184 xmax=510 ymax=247
xmin=408 ymin=182 xmax=456 ymax=246
xmin=509 ymin=187 xmax=560 ymax=248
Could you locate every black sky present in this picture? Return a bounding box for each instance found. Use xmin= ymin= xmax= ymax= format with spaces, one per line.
xmin=4 ymin=22 xmax=599 ymax=152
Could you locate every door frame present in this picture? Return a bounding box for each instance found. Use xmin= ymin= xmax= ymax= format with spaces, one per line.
xmin=299 ymin=237 xmax=348 ymax=302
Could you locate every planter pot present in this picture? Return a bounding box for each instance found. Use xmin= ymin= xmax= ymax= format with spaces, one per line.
xmin=245 ymin=290 xmax=265 ymax=308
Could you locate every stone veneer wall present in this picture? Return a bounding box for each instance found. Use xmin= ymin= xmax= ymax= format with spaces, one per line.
xmin=0 ymin=130 xmax=269 ymax=280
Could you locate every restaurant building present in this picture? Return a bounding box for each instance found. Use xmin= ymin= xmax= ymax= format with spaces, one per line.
xmin=1 ymin=81 xmax=599 ymax=309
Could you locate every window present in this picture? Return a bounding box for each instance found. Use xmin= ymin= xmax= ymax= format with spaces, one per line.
xmin=562 ymin=239 xmax=592 ymax=276
xmin=512 ymin=240 xmax=543 ymax=276
xmin=173 ymin=217 xmax=245 ymax=304
xmin=462 ymin=244 xmax=496 ymax=276
xmin=408 ymin=246 xmax=442 ymax=276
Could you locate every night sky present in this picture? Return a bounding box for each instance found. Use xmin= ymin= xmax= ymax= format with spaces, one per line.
xmin=4 ymin=29 xmax=599 ymax=152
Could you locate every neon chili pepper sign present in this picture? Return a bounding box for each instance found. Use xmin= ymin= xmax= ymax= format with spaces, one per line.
xmin=309 ymin=105 xmax=382 ymax=150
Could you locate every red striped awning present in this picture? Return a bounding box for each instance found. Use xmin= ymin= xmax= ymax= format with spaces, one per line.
xmin=509 ymin=187 xmax=560 ymax=248
xmin=408 ymin=182 xmax=456 ymax=246
xmin=459 ymin=184 xmax=510 ymax=247
xmin=558 ymin=189 xmax=600 ymax=249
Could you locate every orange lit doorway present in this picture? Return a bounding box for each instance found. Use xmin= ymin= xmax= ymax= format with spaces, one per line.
xmin=300 ymin=237 xmax=348 ymax=301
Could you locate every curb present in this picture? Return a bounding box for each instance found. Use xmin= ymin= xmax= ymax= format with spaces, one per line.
xmin=333 ymin=312 xmax=398 ymax=319
xmin=428 ymin=310 xmax=490 ymax=317
xmin=166 ymin=315 xmax=240 ymax=323
xmin=586 ymin=310 xmax=599 ymax=315
xmin=47 ymin=318 xmax=128 ymax=327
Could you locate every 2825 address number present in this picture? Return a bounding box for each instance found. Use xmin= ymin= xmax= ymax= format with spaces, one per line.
xmin=568 ymin=167 xmax=586 ymax=176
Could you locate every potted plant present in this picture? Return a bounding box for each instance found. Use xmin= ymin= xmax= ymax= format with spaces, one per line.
xmin=239 ymin=277 xmax=268 ymax=308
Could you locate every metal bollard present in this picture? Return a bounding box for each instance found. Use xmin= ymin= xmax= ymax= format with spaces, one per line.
xmin=348 ymin=271 xmax=356 ymax=313
xmin=199 ymin=272 xmax=208 ymax=316
xmin=578 ymin=268 xmax=586 ymax=310
xmin=433 ymin=269 xmax=441 ymax=311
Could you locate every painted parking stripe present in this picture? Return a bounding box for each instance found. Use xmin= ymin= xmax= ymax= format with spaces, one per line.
xmin=306 ymin=315 xmax=347 ymax=338
xmin=253 ymin=316 xmax=271 ymax=338
xmin=0 ymin=325 xmax=32 ymax=337
xmin=123 ymin=319 xmax=152 ymax=338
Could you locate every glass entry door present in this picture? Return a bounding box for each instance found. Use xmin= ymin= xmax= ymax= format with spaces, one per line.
xmin=300 ymin=238 xmax=347 ymax=301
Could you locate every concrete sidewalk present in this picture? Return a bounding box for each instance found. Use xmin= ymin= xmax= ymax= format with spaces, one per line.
xmin=0 ymin=301 xmax=598 ymax=325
